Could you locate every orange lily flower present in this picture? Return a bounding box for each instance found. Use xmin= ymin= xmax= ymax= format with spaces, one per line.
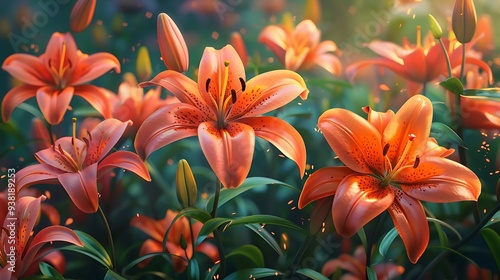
xmin=130 ymin=210 xmax=219 ymax=272
xmin=0 ymin=195 xmax=83 ymax=279
xmin=69 ymin=0 xmax=96 ymax=33
xmin=135 ymin=45 xmax=308 ymax=188
xmin=473 ymin=14 xmax=494 ymax=56
xmin=110 ymin=73 xmax=179 ymax=138
xmin=460 ymin=95 xmax=500 ymax=129
xmin=346 ymin=33 xmax=493 ymax=95
xmin=258 ymin=19 xmax=342 ymax=76
xmin=16 ymin=118 xmax=151 ymax=213
xmin=322 ymin=246 xmax=404 ymax=280
xmin=2 ymin=32 xmax=120 ymax=125
xmin=298 ymin=95 xmax=481 ymax=263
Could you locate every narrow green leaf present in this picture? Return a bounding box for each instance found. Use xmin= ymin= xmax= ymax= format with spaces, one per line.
xmin=203 ymin=264 xmax=220 ymax=280
xmin=122 ymin=252 xmax=169 ymax=276
xmin=224 ymin=268 xmax=284 ymax=280
xmin=480 ymin=228 xmax=500 ymax=272
xmin=430 ymin=122 xmax=466 ymax=148
xmin=483 ymin=210 xmax=500 ymax=228
xmin=162 ymin=207 xmax=212 ymax=251
xmin=61 ymin=230 xmax=112 ymax=269
xmin=188 ymin=258 xmax=200 ymax=280
xmin=296 ymin=268 xmax=330 ymax=280
xmin=427 ymin=246 xmax=478 ymax=266
xmin=227 ymin=245 xmax=265 ymax=267
xmin=427 ymin=217 xmax=462 ymax=240
xmin=246 ymin=224 xmax=284 ymax=257
xmin=439 ymin=77 xmax=463 ymax=95
xmin=39 ymin=262 xmax=64 ymax=280
xmin=357 ymin=227 xmax=368 ymax=250
xmin=463 ymin=88 xmax=500 ymax=99
xmin=104 ymin=269 xmax=126 ymax=280
xmin=379 ymin=227 xmax=398 ymax=256
xmin=206 ymin=177 xmax=298 ymax=211
xmin=231 ymin=214 xmax=306 ymax=233
xmin=366 ymin=266 xmax=378 ymax=280
xmin=195 ymin=218 xmax=232 ymax=246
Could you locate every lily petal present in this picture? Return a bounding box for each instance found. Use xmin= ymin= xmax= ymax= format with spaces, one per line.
xmin=312 ymin=53 xmax=342 ymax=76
xmin=387 ymin=188 xmax=429 ymax=264
xmin=2 ymin=54 xmax=50 ymax=86
xmin=137 ymin=239 xmax=163 ymax=268
xmin=383 ymin=95 xmax=432 ymax=168
xmin=228 ymin=70 xmax=308 ymax=120
xmin=21 ymin=225 xmax=83 ymax=276
xmin=198 ymin=121 xmax=255 ymax=188
xmin=346 ymin=58 xmax=409 ymax=83
xmin=84 ymin=119 xmax=130 ymax=166
xmin=285 ymin=47 xmax=309 ymax=71
xmin=97 ymin=150 xmax=151 ymax=181
xmin=16 ymin=164 xmax=62 ymax=192
xmin=140 ymin=70 xmax=214 ymax=119
xmin=1 ymin=85 xmax=38 ymax=122
xmin=57 ymin=163 xmax=99 ymax=213
xmin=421 ymin=138 xmax=454 ymax=158
xmin=74 ymin=85 xmax=114 ymax=119
xmin=134 ymin=103 xmax=205 ymax=159
xmin=396 ymin=156 xmax=481 ymax=202
xmin=401 ymin=48 xmax=427 ymax=83
xmin=71 ymin=52 xmax=121 ymax=85
xmin=362 ymin=106 xmax=395 ymax=134
xmin=258 ymin=25 xmax=288 ymax=65
xmin=239 ymin=116 xmax=306 ymax=178
xmin=131 ymin=215 xmax=166 ymax=242
xmin=318 ymin=108 xmax=384 ymax=175
xmin=36 ymin=86 xmax=74 ymax=125
xmin=315 ymin=40 xmax=338 ymax=54
xmin=333 ymin=175 xmax=394 ymax=237
xmin=198 ymin=45 xmax=246 ymax=106
xmin=298 ymin=167 xmax=356 ymax=209
xmin=196 ymin=242 xmax=219 ymax=263
xmin=44 ymin=33 xmax=78 ymax=68
xmin=15 ymin=196 xmax=45 ymax=251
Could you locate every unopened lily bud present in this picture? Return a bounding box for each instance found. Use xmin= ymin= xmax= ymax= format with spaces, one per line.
xmin=176 ymin=159 xmax=197 ymax=208
xmin=452 ymin=0 xmax=477 ymax=43
xmin=70 ymin=0 xmax=96 ymax=33
xmin=428 ymin=14 xmax=443 ymax=39
xmin=157 ymin=13 xmax=189 ymax=72
xmin=230 ymin=32 xmax=248 ymax=67
xmin=304 ymin=0 xmax=321 ymax=23
xmin=136 ymin=46 xmax=152 ymax=82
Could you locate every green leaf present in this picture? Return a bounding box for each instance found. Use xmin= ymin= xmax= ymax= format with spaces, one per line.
xmin=203 ymin=264 xmax=220 ymax=280
xmin=61 ymin=230 xmax=113 ymax=269
xmin=483 ymin=210 xmax=500 ymax=228
xmin=196 ymin=218 xmax=232 ymax=245
xmin=430 ymin=122 xmax=466 ymax=148
xmin=188 ymin=258 xmax=200 ymax=280
xmin=480 ymin=228 xmax=500 ymax=272
xmin=104 ymin=269 xmax=126 ymax=280
xmin=227 ymin=245 xmax=265 ymax=267
xmin=206 ymin=177 xmax=298 ymax=211
xmin=379 ymin=227 xmax=398 ymax=256
xmin=245 ymin=224 xmax=284 ymax=257
xmin=427 ymin=217 xmax=462 ymax=240
xmin=296 ymin=268 xmax=330 ymax=280
xmin=224 ymin=268 xmax=284 ymax=280
xmin=39 ymin=262 xmax=64 ymax=280
xmin=463 ymin=88 xmax=500 ymax=99
xmin=427 ymin=246 xmax=478 ymax=266
xmin=162 ymin=208 xmax=212 ymax=251
xmin=231 ymin=214 xmax=306 ymax=233
xmin=357 ymin=227 xmax=368 ymax=250
xmin=366 ymin=266 xmax=378 ymax=280
xmin=439 ymin=77 xmax=463 ymax=95
xmin=122 ymin=252 xmax=170 ymax=277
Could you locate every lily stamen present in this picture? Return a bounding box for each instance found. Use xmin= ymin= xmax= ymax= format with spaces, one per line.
xmin=413 ymin=156 xmax=420 ymax=169
xmin=416 ymin=26 xmax=422 ymax=48
xmin=205 ymin=78 xmax=211 ymax=92
xmin=239 ymin=77 xmax=246 ymax=91
xmin=231 ymin=89 xmax=237 ymax=103
xmin=392 ymin=133 xmax=417 ymax=172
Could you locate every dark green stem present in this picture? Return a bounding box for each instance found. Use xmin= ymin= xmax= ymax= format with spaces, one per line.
xmin=417 ymin=203 xmax=500 ymax=279
xmin=365 ymin=213 xmax=386 ymax=273
xmin=48 ymin=124 xmax=55 ymax=146
xmin=98 ymin=206 xmax=117 ymax=271
xmin=210 ymin=179 xmax=226 ymax=277
xmin=210 ymin=179 xmax=221 ymax=218
xmin=459 ymin=42 xmax=466 ymax=82
xmin=438 ymin=38 xmax=453 ymax=78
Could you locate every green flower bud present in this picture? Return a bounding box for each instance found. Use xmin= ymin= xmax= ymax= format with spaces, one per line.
xmin=428 ymin=14 xmax=443 ymax=39
xmin=136 ymin=46 xmax=152 ymax=82
xmin=176 ymin=159 xmax=197 ymax=208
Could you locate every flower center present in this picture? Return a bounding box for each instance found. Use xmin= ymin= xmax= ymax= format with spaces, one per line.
xmin=47 ymin=42 xmax=72 ymax=89
xmin=379 ymin=133 xmax=420 ymax=187
xmin=53 ymin=118 xmax=88 ymax=172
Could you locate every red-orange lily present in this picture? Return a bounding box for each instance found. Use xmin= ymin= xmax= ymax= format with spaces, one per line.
xmin=259 ymin=19 xmax=342 ymax=76
xmin=2 ymin=32 xmax=120 ymax=125
xmin=110 ymin=73 xmax=179 ymax=138
xmin=130 ymin=210 xmax=219 ymax=272
xmin=0 ymin=195 xmax=83 ymax=279
xmin=135 ymin=44 xmax=308 ymax=188
xmin=69 ymin=0 xmax=96 ymax=33
xmin=298 ymin=95 xmax=481 ymax=263
xmin=346 ymin=33 xmax=493 ymax=95
xmin=16 ymin=118 xmax=151 ymax=213
xmin=322 ymin=246 xmax=404 ymax=280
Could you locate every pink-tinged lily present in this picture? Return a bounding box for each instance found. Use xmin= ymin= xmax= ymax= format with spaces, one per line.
xmin=16 ymin=118 xmax=151 ymax=213
xmin=346 ymin=31 xmax=493 ymax=95
xmin=157 ymin=13 xmax=189 ymax=72
xmin=131 ymin=210 xmax=219 ymax=272
xmin=69 ymin=0 xmax=96 ymax=33
xmin=298 ymin=95 xmax=481 ymax=263
xmin=0 ymin=195 xmax=83 ymax=279
xmin=322 ymin=246 xmax=404 ymax=280
xmin=259 ymin=19 xmax=342 ymax=76
xmin=110 ymin=73 xmax=178 ymax=138
xmin=2 ymin=32 xmax=120 ymax=125
xmin=135 ymin=44 xmax=308 ymax=188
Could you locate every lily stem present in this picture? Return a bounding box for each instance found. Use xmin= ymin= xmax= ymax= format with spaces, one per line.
xmin=365 ymin=213 xmax=386 ymax=271
xmin=438 ymin=38 xmax=453 ymax=78
xmin=98 ymin=206 xmax=117 ymax=271
xmin=210 ymin=179 xmax=226 ymax=277
xmin=48 ymin=123 xmax=55 ymax=146
xmin=211 ymin=179 xmax=221 ymax=218
xmin=417 ymin=202 xmax=500 ymax=280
